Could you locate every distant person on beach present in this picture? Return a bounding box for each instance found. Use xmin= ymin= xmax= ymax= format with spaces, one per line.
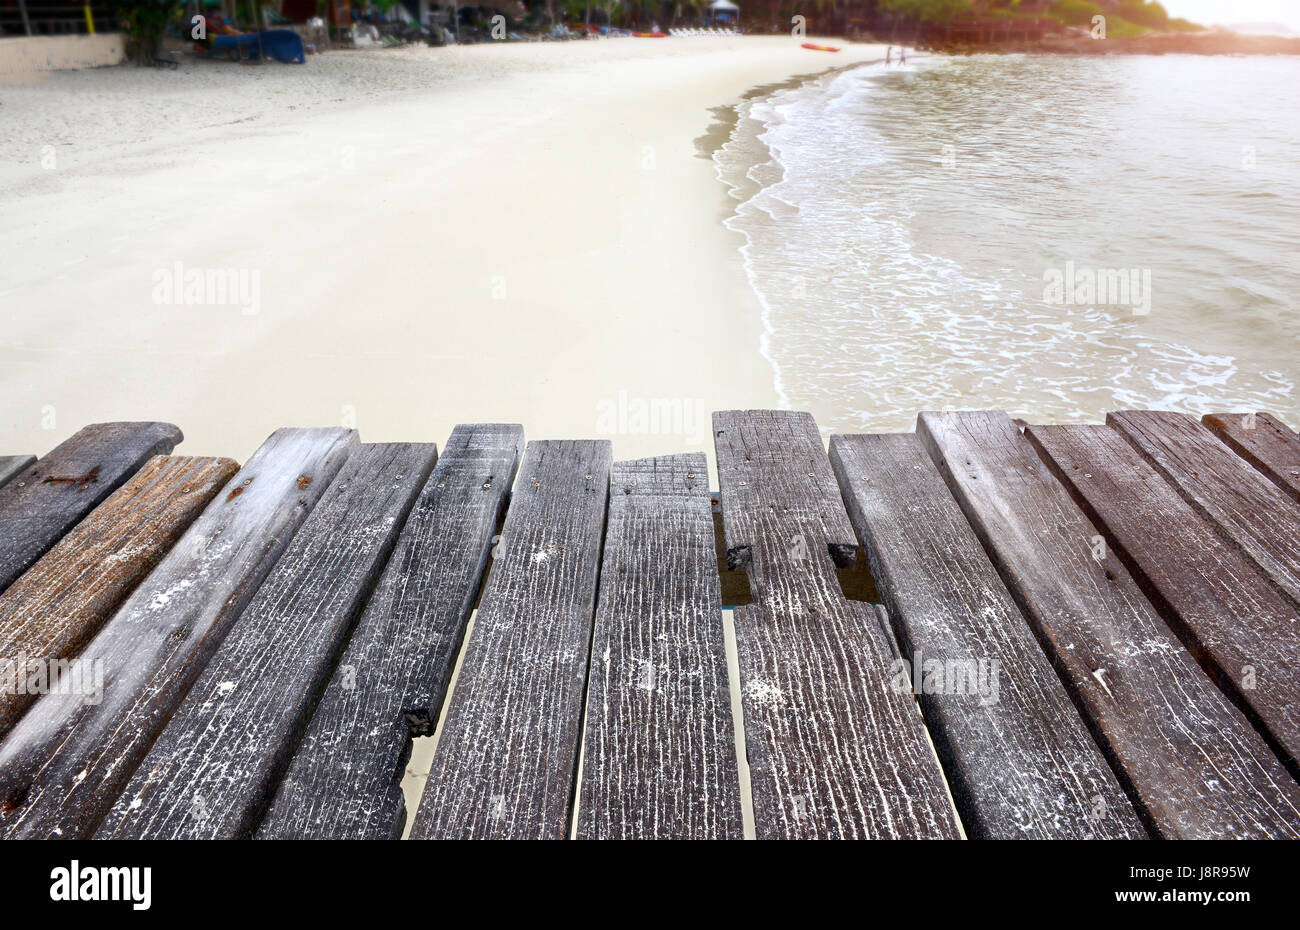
xmin=900 ymin=47 xmax=907 ymax=64
xmin=886 ymin=46 xmax=892 ymax=65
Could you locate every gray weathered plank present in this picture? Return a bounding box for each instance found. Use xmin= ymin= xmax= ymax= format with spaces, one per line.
xmin=575 ymin=454 xmax=743 ymax=841
xmin=829 ymin=432 xmax=1146 ymax=839
xmin=1202 ymin=412 xmax=1300 ymax=504
xmin=919 ymin=410 xmax=1300 ymax=838
xmin=0 ymin=423 xmax=183 ymax=594
xmin=716 ymin=412 xmax=859 ymax=576
xmin=259 ymin=424 xmax=522 ymax=840
xmin=1028 ymin=423 xmax=1300 ymax=779
xmin=96 ymin=442 xmax=438 ymax=840
xmin=0 ymin=455 xmax=239 ymax=738
xmin=0 ymin=456 xmax=35 ymax=493
xmin=0 ymin=427 xmax=355 ymax=839
xmin=258 ymin=426 xmax=521 ymax=840
xmin=714 ymin=410 xmax=962 ymax=840
xmin=409 ymin=440 xmax=611 ymax=840
xmin=1109 ymin=410 xmax=1300 ymax=611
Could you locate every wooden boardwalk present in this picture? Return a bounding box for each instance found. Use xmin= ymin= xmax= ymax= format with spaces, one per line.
xmin=1 ymin=410 xmax=1298 ymax=840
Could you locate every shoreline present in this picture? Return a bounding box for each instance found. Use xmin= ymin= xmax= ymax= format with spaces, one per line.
xmin=713 ymin=58 xmax=887 ymax=415
xmin=707 ymin=50 xmax=1299 ymax=434
xmin=0 ymin=37 xmax=884 ymax=472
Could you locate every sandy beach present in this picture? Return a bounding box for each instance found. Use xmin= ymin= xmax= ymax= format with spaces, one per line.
xmin=0 ymin=37 xmax=883 ymax=468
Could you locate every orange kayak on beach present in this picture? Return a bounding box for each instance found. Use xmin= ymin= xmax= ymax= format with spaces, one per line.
xmin=801 ymin=42 xmax=840 ymax=52
xmin=633 ymin=32 xmax=666 ymax=38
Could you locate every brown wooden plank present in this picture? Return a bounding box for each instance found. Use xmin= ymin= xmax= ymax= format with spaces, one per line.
xmin=0 ymin=427 xmax=356 ymax=839
xmin=1028 ymin=423 xmax=1300 ymax=780
xmin=714 ymin=410 xmax=961 ymax=840
xmin=0 ymin=456 xmax=35 ymax=493
xmin=830 ymin=432 xmax=1146 ymax=839
xmin=0 ymin=455 xmax=238 ymax=739
xmin=919 ymin=410 xmax=1300 ymax=839
xmin=409 ymin=439 xmax=611 ymax=840
xmin=575 ymin=454 xmax=744 ymax=840
xmin=1109 ymin=410 xmax=1300 ymax=612
xmin=259 ymin=424 xmax=522 ymax=840
xmin=96 ymin=442 xmax=438 ymax=840
xmin=0 ymin=423 xmax=183 ymax=594
xmin=1202 ymin=412 xmax=1300 ymax=504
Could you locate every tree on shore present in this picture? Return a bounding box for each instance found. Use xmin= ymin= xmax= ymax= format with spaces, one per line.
xmin=1049 ymin=0 xmax=1100 ymax=26
xmin=878 ymin=0 xmax=972 ymax=24
xmin=115 ymin=0 xmax=178 ymax=63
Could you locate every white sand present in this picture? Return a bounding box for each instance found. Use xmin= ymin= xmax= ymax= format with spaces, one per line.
xmin=0 ymin=36 xmax=883 ymax=469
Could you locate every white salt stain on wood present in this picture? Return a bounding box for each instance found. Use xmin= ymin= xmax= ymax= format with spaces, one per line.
xmin=0 ymin=427 xmax=355 ymax=840
xmin=714 ymin=410 xmax=962 ymax=840
xmin=96 ymin=442 xmax=439 ymax=840
xmin=575 ymin=454 xmax=744 ymax=840
xmin=920 ymin=410 xmax=1300 ymax=838
xmin=410 ymin=440 xmax=610 ymax=840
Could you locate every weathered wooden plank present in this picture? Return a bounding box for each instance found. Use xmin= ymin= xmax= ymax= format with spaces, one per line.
xmin=0 ymin=427 xmax=355 ymax=839
xmin=0 ymin=455 xmax=239 ymax=739
xmin=409 ymin=439 xmax=611 ymax=840
xmin=1028 ymin=423 xmax=1300 ymax=780
xmin=918 ymin=410 xmax=1300 ymax=838
xmin=1202 ymin=412 xmax=1300 ymax=504
xmin=575 ymin=454 xmax=743 ymax=841
xmin=1109 ymin=410 xmax=1300 ymax=612
xmin=258 ymin=424 xmax=522 ymax=840
xmin=715 ymin=411 xmax=859 ymax=576
xmin=96 ymin=443 xmax=438 ymax=840
xmin=829 ymin=432 xmax=1145 ymax=839
xmin=714 ymin=410 xmax=961 ymax=840
xmin=0 ymin=456 xmax=35 ymax=492
xmin=0 ymin=423 xmax=183 ymax=594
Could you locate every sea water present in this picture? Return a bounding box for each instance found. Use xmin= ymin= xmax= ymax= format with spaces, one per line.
xmin=716 ymin=53 xmax=1300 ymax=432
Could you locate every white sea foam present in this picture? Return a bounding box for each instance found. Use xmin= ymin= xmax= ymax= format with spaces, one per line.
xmin=716 ymin=54 xmax=1299 ymax=432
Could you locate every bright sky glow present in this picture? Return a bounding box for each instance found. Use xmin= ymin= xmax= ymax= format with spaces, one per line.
xmin=1162 ymin=0 xmax=1300 ymax=31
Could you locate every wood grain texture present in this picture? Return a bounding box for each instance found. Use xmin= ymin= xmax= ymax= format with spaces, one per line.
xmin=919 ymin=410 xmax=1300 ymax=839
xmin=714 ymin=411 xmax=859 ymax=578
xmin=96 ymin=443 xmax=438 ymax=840
xmin=830 ymin=432 xmax=1145 ymax=839
xmin=1202 ymin=412 xmax=1300 ymax=504
xmin=575 ymin=454 xmax=743 ymax=841
xmin=0 ymin=455 xmax=239 ymax=739
xmin=0 ymin=457 xmax=35 ymax=493
xmin=1109 ymin=410 xmax=1300 ymax=612
xmin=1028 ymin=423 xmax=1300 ymax=780
xmin=0 ymin=427 xmax=355 ymax=839
xmin=714 ymin=410 xmax=962 ymax=840
xmin=259 ymin=424 xmax=522 ymax=840
xmin=409 ymin=440 xmax=611 ymax=840
xmin=0 ymin=423 xmax=183 ymax=595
